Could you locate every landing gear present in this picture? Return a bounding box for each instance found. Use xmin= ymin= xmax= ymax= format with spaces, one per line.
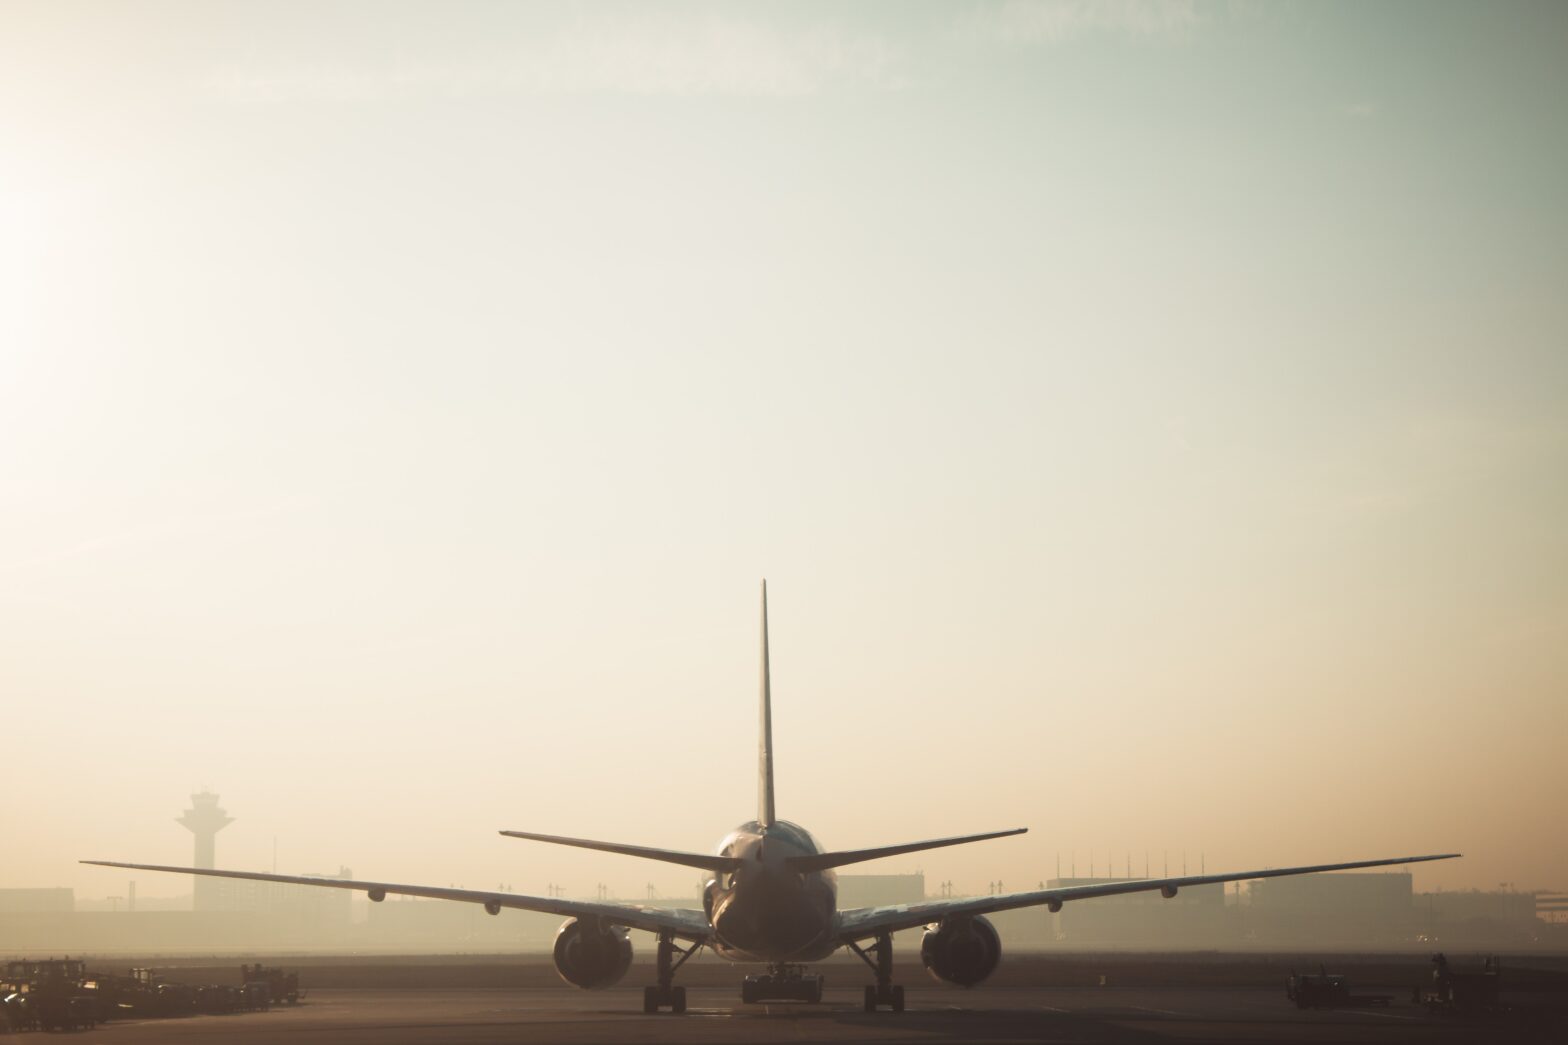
xmin=740 ymin=963 xmax=825 ymax=1003
xmin=643 ymin=931 xmax=697 ymax=1013
xmin=849 ymin=932 xmax=904 ymax=1012
xmin=643 ymin=985 xmax=685 ymax=1014
xmin=861 ymin=984 xmax=903 ymax=1012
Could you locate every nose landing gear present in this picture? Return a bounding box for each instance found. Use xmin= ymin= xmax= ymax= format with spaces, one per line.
xmin=848 ymin=932 xmax=904 ymax=1012
xmin=740 ymin=963 xmax=825 ymax=1003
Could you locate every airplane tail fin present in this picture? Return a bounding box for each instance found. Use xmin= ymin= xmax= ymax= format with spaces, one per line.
xmin=759 ymin=579 xmax=776 ymax=828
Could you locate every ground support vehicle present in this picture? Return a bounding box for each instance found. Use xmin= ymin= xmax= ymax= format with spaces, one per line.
xmin=241 ymin=963 xmax=302 ymax=1005
xmin=1418 ymin=953 xmax=1502 ymax=1014
xmin=33 ymin=993 xmax=97 ymax=1032
xmin=1287 ymin=970 xmax=1349 ymax=1009
xmin=2 ymin=992 xmax=36 ymax=1032
xmin=1286 ymin=968 xmax=1391 ymax=1009
xmin=241 ymin=981 xmax=272 ymax=1010
xmin=2 ymin=958 xmax=99 ymax=1031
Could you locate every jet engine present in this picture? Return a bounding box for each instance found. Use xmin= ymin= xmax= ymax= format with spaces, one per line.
xmin=552 ymin=918 xmax=633 ymax=990
xmin=920 ymin=915 xmax=1002 ymax=987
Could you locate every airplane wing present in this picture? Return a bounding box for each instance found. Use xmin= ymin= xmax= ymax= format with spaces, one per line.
xmin=82 ymin=861 xmax=711 ymax=941
xmin=836 ymin=852 xmax=1460 ymax=940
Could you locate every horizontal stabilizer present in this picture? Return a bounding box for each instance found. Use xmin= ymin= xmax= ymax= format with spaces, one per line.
xmin=500 ymin=830 xmax=742 ymax=873
xmin=787 ymin=828 xmax=1027 ymax=873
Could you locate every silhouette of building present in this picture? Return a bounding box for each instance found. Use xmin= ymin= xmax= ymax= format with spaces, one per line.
xmin=1245 ymin=872 xmax=1413 ymax=945
xmin=1048 ymin=877 xmax=1229 ymax=946
xmin=1538 ymin=893 xmax=1568 ymax=925
xmin=214 ymin=867 xmax=354 ymax=927
xmin=1415 ymin=888 xmax=1544 ymax=946
xmin=0 ymin=888 xmax=74 ymax=914
xmin=176 ymin=791 xmax=233 ymax=912
xmin=837 ymin=874 xmax=925 ymax=908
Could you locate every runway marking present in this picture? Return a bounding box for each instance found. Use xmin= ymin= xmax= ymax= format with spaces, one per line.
xmin=1036 ymin=1005 xmax=1069 ymax=1013
xmin=1333 ymin=1008 xmax=1421 ymax=1021
xmin=1128 ymin=1005 xmax=1188 ymax=1017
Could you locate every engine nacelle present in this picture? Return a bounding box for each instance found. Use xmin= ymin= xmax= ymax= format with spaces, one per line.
xmin=920 ymin=915 xmax=1002 ymax=987
xmin=552 ymin=918 xmax=632 ymax=990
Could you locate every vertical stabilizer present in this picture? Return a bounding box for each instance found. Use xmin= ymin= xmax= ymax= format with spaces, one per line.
xmin=758 ymin=580 xmax=776 ymax=828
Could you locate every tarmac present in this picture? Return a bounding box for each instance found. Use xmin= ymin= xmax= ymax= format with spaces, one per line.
xmin=20 ymin=983 xmax=1568 ymax=1044
xmin=8 ymin=954 xmax=1566 ymax=1043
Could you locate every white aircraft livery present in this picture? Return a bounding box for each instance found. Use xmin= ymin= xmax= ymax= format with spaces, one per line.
xmin=87 ymin=581 xmax=1460 ymax=1013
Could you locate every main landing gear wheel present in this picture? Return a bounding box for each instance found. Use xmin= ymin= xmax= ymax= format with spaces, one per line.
xmin=644 ymin=932 xmax=697 ymax=1013
xmin=849 ymin=932 xmax=904 ymax=1012
xmin=646 ymin=985 xmax=688 ymax=1013
xmin=862 ymin=984 xmax=903 ymax=1012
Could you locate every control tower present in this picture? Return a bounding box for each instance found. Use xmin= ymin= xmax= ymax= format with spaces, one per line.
xmin=177 ymin=791 xmax=233 ymax=911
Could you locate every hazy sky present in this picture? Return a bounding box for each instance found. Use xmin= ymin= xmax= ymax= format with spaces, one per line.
xmin=3 ymin=1 xmax=1565 ymax=904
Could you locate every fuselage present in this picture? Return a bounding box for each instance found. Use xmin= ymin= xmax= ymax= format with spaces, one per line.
xmin=704 ymin=820 xmax=839 ymax=962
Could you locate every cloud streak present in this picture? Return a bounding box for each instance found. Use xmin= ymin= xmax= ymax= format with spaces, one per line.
xmin=959 ymin=0 xmax=1209 ymax=46
xmin=212 ymin=13 xmax=907 ymax=103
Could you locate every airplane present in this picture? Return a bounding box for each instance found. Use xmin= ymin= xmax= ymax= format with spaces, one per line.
xmin=87 ymin=581 xmax=1460 ymax=1014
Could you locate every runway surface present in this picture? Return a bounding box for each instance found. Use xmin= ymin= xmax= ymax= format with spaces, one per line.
xmin=29 ymin=983 xmax=1568 ymax=1044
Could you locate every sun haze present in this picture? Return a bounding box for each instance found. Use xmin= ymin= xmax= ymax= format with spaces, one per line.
xmin=1 ymin=1 xmax=1564 ymax=905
